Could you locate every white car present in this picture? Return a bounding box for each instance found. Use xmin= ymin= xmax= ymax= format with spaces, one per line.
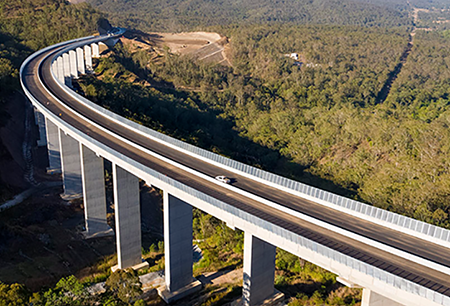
xmin=215 ymin=175 xmax=231 ymax=184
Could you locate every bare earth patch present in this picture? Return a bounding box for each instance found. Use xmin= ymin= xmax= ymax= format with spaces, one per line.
xmin=122 ymin=30 xmax=231 ymax=66
xmin=198 ymin=268 xmax=242 ymax=287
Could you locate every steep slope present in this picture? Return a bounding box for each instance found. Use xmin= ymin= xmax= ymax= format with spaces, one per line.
xmin=0 ymin=0 xmax=102 ymax=201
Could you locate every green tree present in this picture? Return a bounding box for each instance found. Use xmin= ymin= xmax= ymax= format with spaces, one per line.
xmin=0 ymin=282 xmax=29 ymax=306
xmin=31 ymin=275 xmax=90 ymax=306
xmin=133 ymin=300 xmax=145 ymax=306
xmin=105 ymin=270 xmax=142 ymax=304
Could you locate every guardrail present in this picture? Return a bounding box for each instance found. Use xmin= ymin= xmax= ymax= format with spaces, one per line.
xmin=49 ymin=36 xmax=450 ymax=249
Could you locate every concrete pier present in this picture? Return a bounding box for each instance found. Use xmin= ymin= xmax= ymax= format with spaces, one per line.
xmin=59 ymin=131 xmax=82 ymax=199
xmin=56 ymin=56 xmax=65 ymax=84
xmin=84 ymin=45 xmax=93 ymax=73
xmin=113 ymin=164 xmax=143 ymax=269
xmin=91 ymin=43 xmax=100 ymax=58
xmin=76 ymin=47 xmax=85 ymax=75
xmin=80 ymin=145 xmax=111 ymax=238
xmin=158 ymin=192 xmax=201 ymax=303
xmin=62 ymin=53 xmax=72 ymax=87
xmin=51 ymin=61 xmax=58 ymax=81
xmin=34 ymin=109 xmax=47 ymax=146
xmin=362 ymin=289 xmax=404 ymax=306
xmin=45 ymin=118 xmax=61 ymax=173
xmin=243 ymin=233 xmax=277 ymax=306
xmin=69 ymin=49 xmax=78 ymax=79
xmin=164 ymin=192 xmax=193 ymax=291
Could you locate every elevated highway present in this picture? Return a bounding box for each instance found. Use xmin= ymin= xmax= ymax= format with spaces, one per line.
xmin=21 ymin=32 xmax=450 ymax=305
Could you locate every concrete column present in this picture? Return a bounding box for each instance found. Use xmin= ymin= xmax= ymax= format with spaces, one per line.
xmin=69 ymin=49 xmax=78 ymax=79
xmin=45 ymin=117 xmax=61 ymax=173
xmin=33 ymin=107 xmax=39 ymax=124
xmin=113 ymin=164 xmax=142 ymax=269
xmin=84 ymin=45 xmax=93 ymax=73
xmin=51 ymin=61 xmax=58 ymax=80
xmin=62 ymin=53 xmax=72 ymax=87
xmin=80 ymin=144 xmax=110 ymax=237
xmin=164 ymin=192 xmax=193 ymax=291
xmin=76 ymin=47 xmax=85 ymax=75
xmin=243 ymin=233 xmax=276 ymax=306
xmin=34 ymin=109 xmax=47 ymax=146
xmin=157 ymin=192 xmax=201 ymax=303
xmin=91 ymin=43 xmax=100 ymax=58
xmin=59 ymin=131 xmax=82 ymax=199
xmin=362 ymin=289 xmax=404 ymax=306
xmin=56 ymin=56 xmax=65 ymax=84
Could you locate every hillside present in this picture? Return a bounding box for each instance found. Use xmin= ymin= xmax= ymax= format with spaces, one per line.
xmin=78 ymin=21 xmax=450 ymax=231
xmin=87 ymin=0 xmax=412 ymax=32
xmin=0 ymin=0 xmax=102 ymax=201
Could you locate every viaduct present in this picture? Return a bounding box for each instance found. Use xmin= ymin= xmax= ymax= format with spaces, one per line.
xmin=20 ymin=30 xmax=450 ymax=305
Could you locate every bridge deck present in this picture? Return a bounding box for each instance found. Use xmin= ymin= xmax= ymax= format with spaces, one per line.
xmin=23 ymin=39 xmax=450 ymax=297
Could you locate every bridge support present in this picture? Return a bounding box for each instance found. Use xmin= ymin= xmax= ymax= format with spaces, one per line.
xmin=76 ymin=47 xmax=85 ymax=75
xmin=362 ymin=289 xmax=404 ymax=306
xmin=69 ymin=50 xmax=78 ymax=79
xmin=34 ymin=109 xmax=47 ymax=146
xmin=51 ymin=61 xmax=59 ymax=82
xmin=56 ymin=56 xmax=65 ymax=84
xmin=91 ymin=43 xmax=100 ymax=58
xmin=157 ymin=192 xmax=201 ymax=303
xmin=59 ymin=131 xmax=82 ymax=199
xmin=80 ymin=145 xmax=112 ymax=238
xmin=45 ymin=118 xmax=61 ymax=173
xmin=62 ymin=53 xmax=72 ymax=87
xmin=112 ymin=164 xmax=146 ymax=270
xmin=243 ymin=233 xmax=281 ymax=306
xmin=84 ymin=45 xmax=93 ymax=73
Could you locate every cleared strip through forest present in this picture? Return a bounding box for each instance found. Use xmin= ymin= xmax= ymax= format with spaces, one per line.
xmin=375 ymin=34 xmax=413 ymax=104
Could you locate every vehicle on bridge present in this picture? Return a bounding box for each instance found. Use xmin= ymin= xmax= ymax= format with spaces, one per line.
xmin=215 ymin=175 xmax=231 ymax=184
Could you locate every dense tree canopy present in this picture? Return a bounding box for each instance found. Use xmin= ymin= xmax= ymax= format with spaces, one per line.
xmin=87 ymin=0 xmax=412 ymax=32
xmin=0 ymin=0 xmax=103 ymax=109
xmin=0 ymin=282 xmax=29 ymax=306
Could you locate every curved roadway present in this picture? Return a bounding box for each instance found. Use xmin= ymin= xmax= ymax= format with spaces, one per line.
xmin=22 ymin=36 xmax=450 ymax=297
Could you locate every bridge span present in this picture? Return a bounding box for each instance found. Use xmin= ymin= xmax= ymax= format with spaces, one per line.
xmin=20 ymin=32 xmax=450 ymax=306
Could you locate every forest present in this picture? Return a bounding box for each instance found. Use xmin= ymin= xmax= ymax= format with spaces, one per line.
xmin=80 ymin=24 xmax=448 ymax=223
xmin=0 ymin=0 xmax=103 ymax=112
xmin=76 ymin=21 xmax=450 ymax=229
xmin=87 ymin=0 xmax=412 ymax=32
xmin=86 ymin=0 xmax=450 ymax=32
xmin=0 ymin=0 xmax=101 ymax=96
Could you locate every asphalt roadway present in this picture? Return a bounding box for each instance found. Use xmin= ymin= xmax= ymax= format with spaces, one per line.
xmin=22 ymin=37 xmax=450 ymax=297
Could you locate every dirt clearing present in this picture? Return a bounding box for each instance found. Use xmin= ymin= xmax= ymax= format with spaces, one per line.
xmin=122 ymin=30 xmax=231 ymax=66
